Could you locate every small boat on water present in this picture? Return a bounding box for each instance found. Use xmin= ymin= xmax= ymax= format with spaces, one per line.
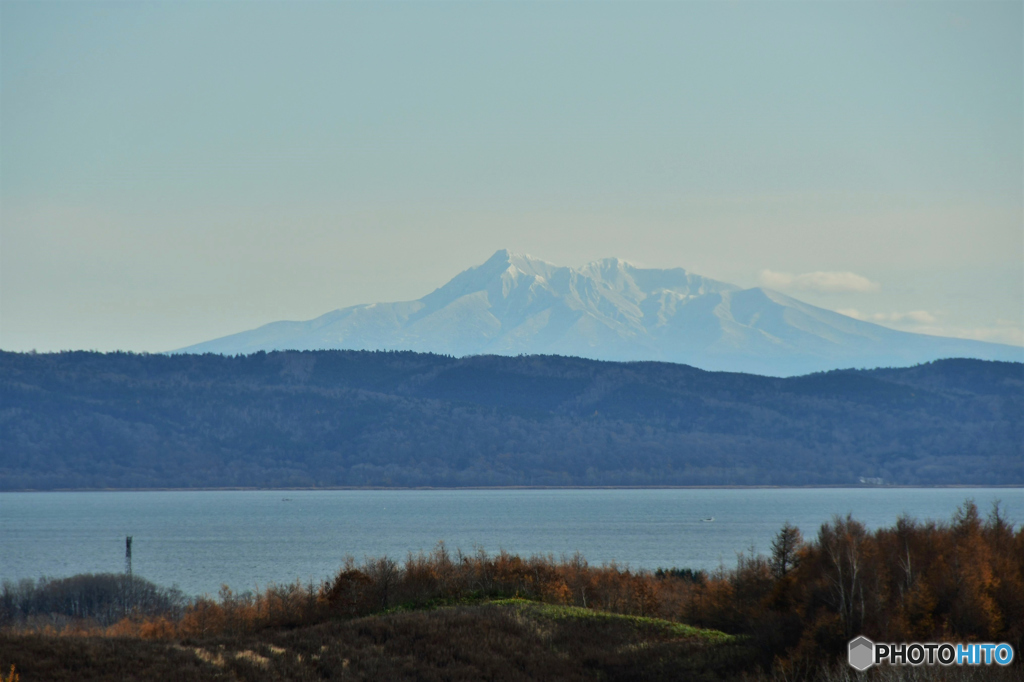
xmin=701 ymin=517 xmax=714 ymax=522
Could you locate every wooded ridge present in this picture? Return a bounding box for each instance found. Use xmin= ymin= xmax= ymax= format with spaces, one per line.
xmin=1 ymin=350 xmax=1020 ymax=489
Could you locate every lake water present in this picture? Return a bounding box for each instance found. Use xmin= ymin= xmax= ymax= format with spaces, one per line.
xmin=2 ymin=488 xmax=1020 ymax=597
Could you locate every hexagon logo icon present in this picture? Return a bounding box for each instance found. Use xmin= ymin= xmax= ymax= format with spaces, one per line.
xmin=848 ymin=636 xmax=875 ymax=671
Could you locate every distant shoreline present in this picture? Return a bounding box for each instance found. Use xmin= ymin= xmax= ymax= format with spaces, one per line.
xmin=3 ymin=484 xmax=1022 ymax=493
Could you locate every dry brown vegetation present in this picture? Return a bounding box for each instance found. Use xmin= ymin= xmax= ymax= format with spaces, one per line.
xmin=2 ymin=500 xmax=1021 ymax=680
xmin=0 ymin=602 xmax=752 ymax=681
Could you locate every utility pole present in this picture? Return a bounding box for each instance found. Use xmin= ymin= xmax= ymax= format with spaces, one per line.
xmin=124 ymin=536 xmax=133 ymax=615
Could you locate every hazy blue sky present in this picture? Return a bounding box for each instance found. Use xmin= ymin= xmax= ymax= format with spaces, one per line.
xmin=2 ymin=1 xmax=1021 ymax=352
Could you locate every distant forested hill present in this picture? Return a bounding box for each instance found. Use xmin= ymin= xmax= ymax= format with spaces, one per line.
xmin=1 ymin=351 xmax=1021 ymax=489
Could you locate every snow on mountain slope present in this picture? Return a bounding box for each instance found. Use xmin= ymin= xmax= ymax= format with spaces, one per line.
xmin=174 ymin=250 xmax=1023 ymax=376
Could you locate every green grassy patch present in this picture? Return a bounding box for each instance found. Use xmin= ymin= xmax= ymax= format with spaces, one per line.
xmin=490 ymin=598 xmax=736 ymax=643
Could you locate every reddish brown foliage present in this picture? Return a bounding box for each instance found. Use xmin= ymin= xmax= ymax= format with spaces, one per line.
xmin=4 ymin=501 xmax=1020 ymax=676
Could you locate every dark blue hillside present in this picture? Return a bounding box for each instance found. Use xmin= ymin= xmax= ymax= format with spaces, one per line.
xmin=1 ymin=351 xmax=1020 ymax=489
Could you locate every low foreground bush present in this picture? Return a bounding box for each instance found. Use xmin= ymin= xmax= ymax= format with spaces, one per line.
xmin=2 ymin=500 xmax=1021 ymax=680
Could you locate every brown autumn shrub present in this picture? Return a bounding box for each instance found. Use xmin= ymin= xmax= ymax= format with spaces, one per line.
xmin=3 ymin=499 xmax=1020 ymax=679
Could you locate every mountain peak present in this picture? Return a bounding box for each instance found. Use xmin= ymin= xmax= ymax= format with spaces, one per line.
xmin=582 ymin=256 xmax=636 ymax=272
xmin=173 ymin=252 xmax=1023 ymax=375
xmin=484 ymin=248 xmax=515 ymax=264
xmin=480 ymin=249 xmax=554 ymax=275
xmin=486 ymin=248 xmax=546 ymax=265
xmin=592 ymin=256 xmax=633 ymax=266
xmin=477 ymin=250 xmax=566 ymax=287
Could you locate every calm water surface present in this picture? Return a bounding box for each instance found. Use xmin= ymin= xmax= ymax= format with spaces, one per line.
xmin=2 ymin=488 xmax=1020 ymax=596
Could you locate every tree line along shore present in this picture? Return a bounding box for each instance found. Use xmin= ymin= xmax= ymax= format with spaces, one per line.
xmin=2 ymin=501 xmax=1021 ymax=681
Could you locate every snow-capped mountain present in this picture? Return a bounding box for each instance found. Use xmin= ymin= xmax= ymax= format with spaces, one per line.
xmin=174 ymin=250 xmax=1022 ymax=376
